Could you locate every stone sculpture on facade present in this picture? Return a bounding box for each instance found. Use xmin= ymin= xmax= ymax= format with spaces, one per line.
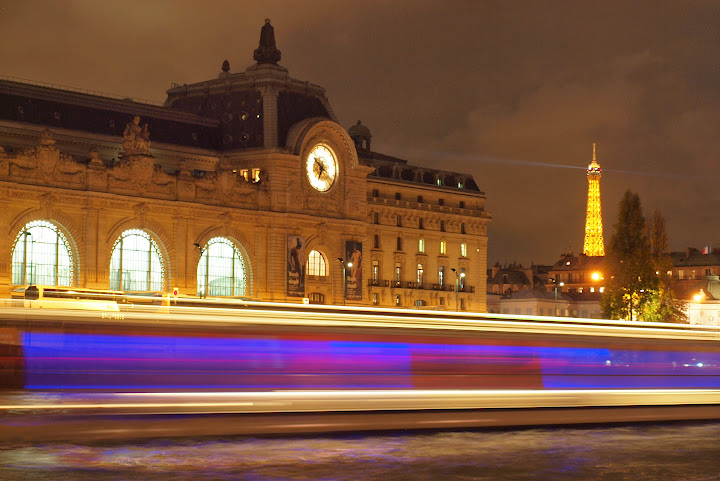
xmin=122 ymin=115 xmax=151 ymax=156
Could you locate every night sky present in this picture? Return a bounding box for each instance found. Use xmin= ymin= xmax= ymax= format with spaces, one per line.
xmin=1 ymin=1 xmax=718 ymax=267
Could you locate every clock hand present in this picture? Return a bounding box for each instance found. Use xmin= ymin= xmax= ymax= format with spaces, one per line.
xmin=314 ymin=158 xmax=326 ymax=179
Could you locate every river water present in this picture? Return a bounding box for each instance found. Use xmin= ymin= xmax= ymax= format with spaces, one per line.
xmin=1 ymin=422 xmax=719 ymax=480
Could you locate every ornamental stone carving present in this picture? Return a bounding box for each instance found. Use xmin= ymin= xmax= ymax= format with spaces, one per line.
xmin=196 ymin=159 xmax=255 ymax=205
xmin=39 ymin=192 xmax=55 ymax=217
xmin=9 ymin=131 xmax=83 ymax=185
xmin=0 ymin=146 xmax=7 ymax=177
xmin=134 ymin=203 xmax=149 ymax=226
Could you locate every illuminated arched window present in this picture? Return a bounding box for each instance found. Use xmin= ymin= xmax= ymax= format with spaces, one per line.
xmin=461 ymin=243 xmax=467 ymax=257
xmin=440 ymin=240 xmax=447 ymax=255
xmin=418 ymin=238 xmax=425 ymax=253
xmin=110 ymin=229 xmax=165 ymax=291
xmin=307 ymin=250 xmax=327 ymax=277
xmin=12 ymin=221 xmax=73 ymax=286
xmin=197 ymin=237 xmax=246 ymax=297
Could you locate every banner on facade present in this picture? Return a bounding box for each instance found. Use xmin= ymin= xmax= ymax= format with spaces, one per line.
xmin=345 ymin=240 xmax=362 ymax=301
xmin=287 ymin=235 xmax=306 ymax=297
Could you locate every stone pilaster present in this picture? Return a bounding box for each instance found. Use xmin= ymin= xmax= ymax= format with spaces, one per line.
xmin=0 ymin=195 xmax=10 ymax=296
xmin=84 ymin=208 xmax=100 ymax=287
xmin=260 ymin=85 xmax=279 ymax=149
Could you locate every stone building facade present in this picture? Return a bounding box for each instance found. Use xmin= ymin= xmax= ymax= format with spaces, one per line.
xmin=0 ymin=20 xmax=490 ymax=310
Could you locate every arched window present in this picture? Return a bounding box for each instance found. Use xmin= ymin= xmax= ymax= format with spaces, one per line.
xmin=197 ymin=237 xmax=246 ymax=297
xmin=308 ymin=292 xmax=325 ymax=304
xmin=440 ymin=240 xmax=447 ymax=255
xmin=418 ymin=238 xmax=425 ymax=253
xmin=110 ymin=229 xmax=165 ymax=291
xmin=307 ymin=250 xmax=327 ymax=277
xmin=12 ymin=220 xmax=73 ymax=286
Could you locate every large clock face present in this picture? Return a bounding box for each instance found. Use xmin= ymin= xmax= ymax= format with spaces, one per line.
xmin=306 ymin=144 xmax=338 ymax=192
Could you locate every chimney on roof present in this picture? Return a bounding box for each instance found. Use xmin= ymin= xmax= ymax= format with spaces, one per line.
xmin=524 ymin=268 xmax=534 ymax=289
xmin=686 ymin=247 xmax=699 ymax=258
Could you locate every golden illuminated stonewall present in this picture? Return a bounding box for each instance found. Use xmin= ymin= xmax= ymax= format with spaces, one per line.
xmin=583 ymin=143 xmax=605 ymax=257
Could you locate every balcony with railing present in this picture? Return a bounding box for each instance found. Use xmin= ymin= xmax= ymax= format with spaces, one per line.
xmin=368 ymin=279 xmax=474 ymax=293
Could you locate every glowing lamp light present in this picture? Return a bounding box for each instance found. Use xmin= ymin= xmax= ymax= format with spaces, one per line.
xmin=591 ymin=272 xmax=601 ymax=281
xmin=347 ymin=262 xmax=353 ymax=268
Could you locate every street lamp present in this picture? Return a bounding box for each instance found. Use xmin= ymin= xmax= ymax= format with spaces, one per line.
xmin=451 ymin=268 xmax=465 ymax=311
xmin=24 ymin=231 xmax=32 ymax=285
xmin=550 ymin=278 xmax=564 ymax=317
xmin=337 ymin=257 xmax=353 ymax=306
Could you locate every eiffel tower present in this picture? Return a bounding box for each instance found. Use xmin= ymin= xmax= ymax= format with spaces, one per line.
xmin=583 ymin=143 xmax=605 ymax=257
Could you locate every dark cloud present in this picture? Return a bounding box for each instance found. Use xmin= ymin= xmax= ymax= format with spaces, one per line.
xmin=2 ymin=0 xmax=719 ymax=265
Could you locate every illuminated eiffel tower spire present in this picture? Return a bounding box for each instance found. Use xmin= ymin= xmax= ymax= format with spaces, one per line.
xmin=583 ymin=143 xmax=605 ymax=256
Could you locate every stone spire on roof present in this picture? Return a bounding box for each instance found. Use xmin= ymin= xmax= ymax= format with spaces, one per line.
xmin=253 ymin=18 xmax=282 ymax=64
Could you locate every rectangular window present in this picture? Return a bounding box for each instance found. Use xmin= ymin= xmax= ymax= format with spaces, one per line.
xmin=459 ymin=201 xmax=465 ymax=208
xmin=440 ymin=240 xmax=446 ymax=255
xmin=440 ymin=221 xmax=445 ymax=232
xmin=372 ymin=293 xmax=379 ymax=305
xmin=372 ymin=260 xmax=379 ymax=281
xmin=373 ymin=213 xmax=379 ymax=224
xmin=439 ymin=297 xmax=445 ymax=305
xmin=417 ymin=264 xmax=424 ymax=284
xmin=374 ymin=234 xmax=380 ymax=249
xmin=419 ymin=238 xmax=425 ymax=253
xmin=251 ymin=168 xmax=261 ymax=182
xmin=417 ymin=195 xmax=423 ymax=203
xmin=461 ymin=223 xmax=466 ymax=234
xmin=460 ymin=268 xmax=466 ymax=289
xmin=240 ymin=169 xmax=249 ymax=181
xmin=395 ymin=294 xmax=401 ymax=306
xmin=438 ymin=266 xmax=445 ymax=286
xmin=372 ymin=189 xmax=379 ymax=197
xmin=419 ymin=218 xmax=424 ymax=229
xmin=438 ymin=198 xmax=444 ymax=206
xmin=395 ymin=192 xmax=401 ymax=200
xmin=461 ymin=298 xmax=466 ymax=310
xmin=396 ymin=237 xmax=403 ymax=251
xmin=395 ymin=263 xmax=401 ymax=282
xmin=460 ymin=243 xmax=467 ymax=257
xmin=397 ymin=215 xmax=402 ymax=227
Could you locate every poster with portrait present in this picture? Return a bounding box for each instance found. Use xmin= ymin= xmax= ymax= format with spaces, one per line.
xmin=345 ymin=240 xmax=362 ymax=301
xmin=287 ymin=235 xmax=306 ymax=297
